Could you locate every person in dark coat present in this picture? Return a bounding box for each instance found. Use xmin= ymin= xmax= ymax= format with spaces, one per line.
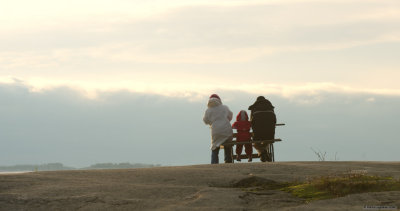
xmin=248 ymin=96 xmax=276 ymax=162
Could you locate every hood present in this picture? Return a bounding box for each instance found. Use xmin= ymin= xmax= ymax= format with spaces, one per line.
xmin=248 ymin=97 xmax=274 ymax=111
xmin=236 ymin=110 xmax=249 ymax=121
xmin=207 ymin=97 xmax=222 ymax=108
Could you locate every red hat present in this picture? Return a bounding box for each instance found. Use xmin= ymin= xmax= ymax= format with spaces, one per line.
xmin=209 ymin=94 xmax=220 ymax=100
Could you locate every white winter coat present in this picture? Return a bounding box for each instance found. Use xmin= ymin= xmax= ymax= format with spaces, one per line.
xmin=203 ymin=98 xmax=233 ymax=150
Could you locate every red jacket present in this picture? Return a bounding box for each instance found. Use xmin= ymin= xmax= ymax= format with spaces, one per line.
xmin=232 ymin=110 xmax=252 ymax=142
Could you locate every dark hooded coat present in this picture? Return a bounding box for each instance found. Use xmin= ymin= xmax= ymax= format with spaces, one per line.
xmin=248 ymin=96 xmax=276 ymax=140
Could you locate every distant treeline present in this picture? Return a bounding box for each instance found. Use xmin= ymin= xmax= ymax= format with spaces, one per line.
xmin=84 ymin=162 xmax=161 ymax=170
xmin=0 ymin=162 xmax=161 ymax=172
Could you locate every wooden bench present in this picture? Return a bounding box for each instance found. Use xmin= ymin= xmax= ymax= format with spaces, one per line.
xmin=220 ymin=123 xmax=285 ymax=162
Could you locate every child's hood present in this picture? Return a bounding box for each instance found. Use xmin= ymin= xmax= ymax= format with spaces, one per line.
xmin=236 ymin=110 xmax=249 ymax=121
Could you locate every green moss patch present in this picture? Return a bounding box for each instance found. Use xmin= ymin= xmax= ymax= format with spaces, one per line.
xmin=282 ymin=173 xmax=400 ymax=202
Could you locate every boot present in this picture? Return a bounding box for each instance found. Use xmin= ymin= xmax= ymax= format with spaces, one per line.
xmin=260 ymin=153 xmax=267 ymax=162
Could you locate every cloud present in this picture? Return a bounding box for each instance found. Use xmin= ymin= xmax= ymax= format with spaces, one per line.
xmin=0 ymin=83 xmax=209 ymax=166
xmin=1 ymin=82 xmax=399 ymax=166
xmin=366 ymin=97 xmax=376 ymax=102
xmin=1 ymin=0 xmax=399 ymax=166
xmin=1 ymin=1 xmax=399 ymax=97
xmin=1 ymin=1 xmax=399 ymax=63
xmin=7 ymin=74 xmax=400 ymax=112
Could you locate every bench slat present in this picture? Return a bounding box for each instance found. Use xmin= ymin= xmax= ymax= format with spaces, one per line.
xmin=222 ymin=139 xmax=281 ymax=146
xmin=233 ymin=153 xmax=260 ymax=159
xmin=220 ymin=139 xmax=281 ymax=149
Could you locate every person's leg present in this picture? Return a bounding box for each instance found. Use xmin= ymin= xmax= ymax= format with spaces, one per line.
xmin=211 ymin=148 xmax=220 ymax=164
xmin=254 ymin=142 xmax=267 ymax=162
xmin=245 ymin=143 xmax=253 ymax=162
xmin=245 ymin=142 xmax=252 ymax=155
xmin=236 ymin=143 xmax=243 ymax=156
xmin=253 ymin=131 xmax=263 ymax=156
xmin=224 ymin=146 xmax=233 ymax=163
xmin=254 ymin=143 xmax=266 ymax=156
xmin=236 ymin=143 xmax=243 ymax=161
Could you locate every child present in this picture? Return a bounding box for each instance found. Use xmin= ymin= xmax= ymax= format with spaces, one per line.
xmin=232 ymin=110 xmax=253 ymax=162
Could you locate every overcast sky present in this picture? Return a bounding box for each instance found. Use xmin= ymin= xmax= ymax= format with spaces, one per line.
xmin=1 ymin=0 xmax=399 ymax=166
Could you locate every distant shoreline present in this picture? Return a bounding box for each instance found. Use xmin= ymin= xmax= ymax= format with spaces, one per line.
xmin=0 ymin=162 xmax=160 ymax=172
xmin=0 ymin=171 xmax=32 ymax=175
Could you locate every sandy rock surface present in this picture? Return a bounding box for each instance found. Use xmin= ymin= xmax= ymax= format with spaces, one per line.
xmin=1 ymin=162 xmax=399 ymax=210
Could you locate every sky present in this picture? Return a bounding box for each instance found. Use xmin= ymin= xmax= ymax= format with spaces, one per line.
xmin=1 ymin=0 xmax=399 ymax=167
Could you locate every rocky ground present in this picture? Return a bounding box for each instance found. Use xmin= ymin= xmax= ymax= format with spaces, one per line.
xmin=1 ymin=161 xmax=399 ymax=210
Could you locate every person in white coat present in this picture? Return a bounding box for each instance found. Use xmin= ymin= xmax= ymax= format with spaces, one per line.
xmin=203 ymin=94 xmax=233 ymax=164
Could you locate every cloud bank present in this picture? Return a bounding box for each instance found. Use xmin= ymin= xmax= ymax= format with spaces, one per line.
xmin=1 ymin=77 xmax=399 ymax=102
xmin=1 ymin=82 xmax=399 ymax=167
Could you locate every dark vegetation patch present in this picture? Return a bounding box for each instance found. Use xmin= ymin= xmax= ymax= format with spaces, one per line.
xmin=223 ymin=173 xmax=400 ymax=202
xmin=231 ymin=176 xmax=284 ymax=190
xmin=208 ymin=176 xmax=285 ymax=190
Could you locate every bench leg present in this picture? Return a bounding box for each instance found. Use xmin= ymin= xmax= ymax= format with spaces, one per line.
xmin=265 ymin=144 xmax=274 ymax=162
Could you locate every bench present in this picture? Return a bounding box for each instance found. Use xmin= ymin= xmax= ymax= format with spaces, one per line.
xmin=220 ymin=123 xmax=285 ymax=162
